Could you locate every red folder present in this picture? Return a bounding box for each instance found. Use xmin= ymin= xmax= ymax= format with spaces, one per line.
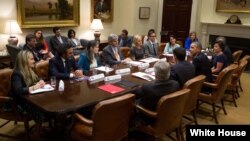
xmin=98 ymin=84 xmax=125 ymax=94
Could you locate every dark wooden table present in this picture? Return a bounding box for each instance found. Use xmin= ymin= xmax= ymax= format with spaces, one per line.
xmin=22 ymin=64 xmax=147 ymax=115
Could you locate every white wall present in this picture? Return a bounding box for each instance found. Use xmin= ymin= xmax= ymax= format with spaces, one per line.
xmin=0 ymin=0 xmax=159 ymax=50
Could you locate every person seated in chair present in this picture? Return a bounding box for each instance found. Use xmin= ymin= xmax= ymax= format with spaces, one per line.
xmin=118 ymin=29 xmax=133 ymax=47
xmin=50 ymin=27 xmax=69 ymax=55
xmin=23 ymin=34 xmax=43 ymax=62
xmin=49 ymin=43 xmax=83 ymax=79
xmin=130 ymin=35 xmax=145 ymax=60
xmin=78 ymin=40 xmax=101 ymax=75
xmin=170 ymin=47 xmax=195 ymax=87
xmin=102 ymin=34 xmax=131 ymax=67
xmin=216 ymin=36 xmax=233 ymax=64
xmin=132 ymin=60 xmax=180 ymax=124
xmin=143 ymin=31 xmax=158 ymax=57
xmin=11 ymin=50 xmax=47 ymax=124
xmin=189 ymin=42 xmax=212 ymax=82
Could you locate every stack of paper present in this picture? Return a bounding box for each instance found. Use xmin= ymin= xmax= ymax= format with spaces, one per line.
xmin=132 ymin=72 xmax=155 ymax=81
xmin=140 ymin=58 xmax=160 ymax=63
xmin=30 ymin=84 xmax=54 ymax=94
xmin=127 ymin=61 xmax=143 ymax=66
xmin=95 ymin=66 xmax=114 ymax=73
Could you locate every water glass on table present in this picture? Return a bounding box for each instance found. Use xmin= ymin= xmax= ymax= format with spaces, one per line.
xmin=50 ymin=76 xmax=56 ymax=88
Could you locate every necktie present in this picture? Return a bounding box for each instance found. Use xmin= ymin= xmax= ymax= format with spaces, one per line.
xmin=152 ymin=44 xmax=156 ymax=56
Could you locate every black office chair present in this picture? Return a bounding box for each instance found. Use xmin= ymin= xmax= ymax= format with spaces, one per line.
xmin=6 ymin=44 xmax=21 ymax=68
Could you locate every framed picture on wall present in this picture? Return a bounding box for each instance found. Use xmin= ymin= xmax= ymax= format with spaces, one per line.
xmin=216 ymin=0 xmax=250 ymax=13
xmin=16 ymin=0 xmax=80 ymax=28
xmin=139 ymin=7 xmax=150 ymax=19
xmin=91 ymin=0 xmax=113 ymax=22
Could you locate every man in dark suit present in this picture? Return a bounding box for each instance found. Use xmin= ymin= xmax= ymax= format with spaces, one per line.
xmin=49 ymin=43 xmax=83 ymax=79
xmin=22 ymin=34 xmax=42 ymax=62
xmin=143 ymin=31 xmax=158 ymax=57
xmin=118 ymin=29 xmax=133 ymax=47
xmin=102 ymin=34 xmax=131 ymax=66
xmin=132 ymin=60 xmax=179 ymax=124
xmin=170 ymin=47 xmax=195 ymax=87
xmin=190 ymin=42 xmax=212 ymax=82
xmin=50 ymin=27 xmax=69 ymax=55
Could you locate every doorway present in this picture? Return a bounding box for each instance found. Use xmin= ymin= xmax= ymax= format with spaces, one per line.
xmin=161 ymin=0 xmax=193 ymax=44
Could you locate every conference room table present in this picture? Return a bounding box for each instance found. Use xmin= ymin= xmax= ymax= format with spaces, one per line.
xmin=21 ymin=64 xmax=149 ymax=117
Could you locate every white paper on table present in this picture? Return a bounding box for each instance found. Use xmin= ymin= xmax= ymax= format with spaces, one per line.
xmin=162 ymin=53 xmax=174 ymax=57
xmin=127 ymin=61 xmax=143 ymax=66
xmin=140 ymin=58 xmax=160 ymax=63
xmin=95 ymin=66 xmax=114 ymax=73
xmin=30 ymin=84 xmax=55 ymax=94
xmin=132 ymin=72 xmax=155 ymax=81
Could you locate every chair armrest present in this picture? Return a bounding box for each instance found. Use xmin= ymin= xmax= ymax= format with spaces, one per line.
xmin=0 ymin=96 xmax=12 ymax=102
xmin=74 ymin=113 xmax=93 ymax=127
xmin=203 ymin=82 xmax=218 ymax=89
xmin=136 ymin=105 xmax=157 ymax=118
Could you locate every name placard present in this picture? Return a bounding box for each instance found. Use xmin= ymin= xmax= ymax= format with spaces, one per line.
xmin=88 ymin=73 xmax=105 ymax=82
xmin=115 ymin=68 xmax=131 ymax=75
xmin=104 ymin=74 xmax=122 ymax=81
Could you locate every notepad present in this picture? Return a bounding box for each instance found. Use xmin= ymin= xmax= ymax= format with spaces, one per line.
xmin=115 ymin=80 xmax=139 ymax=88
xmin=30 ymin=84 xmax=54 ymax=94
xmin=98 ymin=84 xmax=125 ymax=94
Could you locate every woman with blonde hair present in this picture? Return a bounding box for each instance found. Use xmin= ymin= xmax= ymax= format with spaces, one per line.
xmin=11 ymin=50 xmax=46 ymax=123
xmin=130 ymin=35 xmax=145 ymax=60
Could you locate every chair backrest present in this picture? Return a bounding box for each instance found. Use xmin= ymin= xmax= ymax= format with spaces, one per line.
xmin=232 ymin=50 xmax=243 ymax=64
xmin=182 ymin=75 xmax=206 ymax=115
xmin=240 ymin=55 xmax=250 ymax=63
xmin=230 ymin=60 xmax=248 ymax=86
xmin=34 ymin=60 xmax=49 ymax=80
xmin=91 ymin=94 xmax=135 ymax=141
xmin=212 ymin=64 xmax=238 ymax=102
xmin=158 ymin=43 xmax=166 ymax=54
xmin=153 ymin=89 xmax=190 ymax=136
xmin=176 ymin=40 xmax=183 ymax=48
xmin=6 ymin=44 xmax=21 ymax=67
xmin=120 ymin=47 xmax=131 ymax=58
xmin=0 ymin=68 xmax=13 ymax=99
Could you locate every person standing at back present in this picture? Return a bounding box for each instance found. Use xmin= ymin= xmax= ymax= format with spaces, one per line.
xmin=170 ymin=47 xmax=195 ymax=87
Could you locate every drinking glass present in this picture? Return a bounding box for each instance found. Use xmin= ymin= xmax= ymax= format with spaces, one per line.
xmin=50 ymin=76 xmax=56 ymax=88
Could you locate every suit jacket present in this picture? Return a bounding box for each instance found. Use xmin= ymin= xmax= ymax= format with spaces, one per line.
xmin=102 ymin=45 xmax=124 ymax=66
xmin=143 ymin=41 xmax=158 ymax=57
xmin=192 ymin=52 xmax=212 ymax=82
xmin=77 ymin=53 xmax=101 ymax=74
xmin=50 ymin=35 xmax=68 ymax=55
xmin=23 ymin=44 xmax=42 ymax=62
xmin=170 ymin=61 xmax=195 ymax=87
xmin=49 ymin=55 xmax=80 ymax=79
xmin=132 ymin=79 xmax=180 ymax=111
xmin=118 ymin=36 xmax=133 ymax=47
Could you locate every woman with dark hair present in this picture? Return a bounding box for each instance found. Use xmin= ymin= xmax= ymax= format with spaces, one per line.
xmin=77 ymin=40 xmax=101 ymax=74
xmin=34 ymin=30 xmax=54 ymax=59
xmin=211 ymin=41 xmax=229 ymax=74
xmin=184 ymin=31 xmax=199 ymax=50
xmin=163 ymin=35 xmax=180 ymax=54
xmin=68 ymin=29 xmax=83 ymax=55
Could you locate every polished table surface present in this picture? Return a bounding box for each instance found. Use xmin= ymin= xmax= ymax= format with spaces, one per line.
xmin=22 ymin=64 xmax=147 ymax=115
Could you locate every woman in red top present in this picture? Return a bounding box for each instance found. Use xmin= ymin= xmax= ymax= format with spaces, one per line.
xmin=34 ymin=30 xmax=54 ymax=60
